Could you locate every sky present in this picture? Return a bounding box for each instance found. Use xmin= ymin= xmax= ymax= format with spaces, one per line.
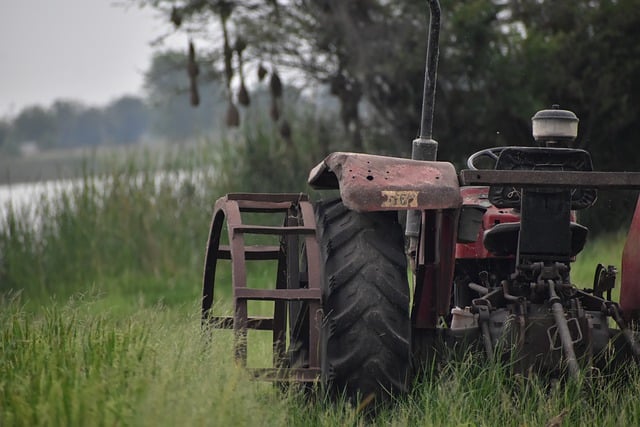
xmin=0 ymin=0 xmax=183 ymax=118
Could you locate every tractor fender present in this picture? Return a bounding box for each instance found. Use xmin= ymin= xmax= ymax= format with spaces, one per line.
xmin=621 ymin=196 xmax=640 ymax=321
xmin=308 ymin=152 xmax=462 ymax=212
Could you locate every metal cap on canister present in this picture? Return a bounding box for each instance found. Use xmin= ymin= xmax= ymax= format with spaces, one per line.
xmin=531 ymin=105 xmax=579 ymax=145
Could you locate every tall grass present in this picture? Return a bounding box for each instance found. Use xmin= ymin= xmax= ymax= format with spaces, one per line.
xmin=0 ymin=114 xmax=337 ymax=303
xmin=3 ymin=294 xmax=640 ymax=426
xmin=0 ymin=165 xmax=213 ymax=306
xmin=0 ymin=295 xmax=290 ymax=426
xmin=1 ymin=118 xmax=638 ymax=425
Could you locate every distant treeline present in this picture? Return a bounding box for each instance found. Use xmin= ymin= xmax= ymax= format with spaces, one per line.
xmin=0 ymin=51 xmax=232 ymax=154
xmin=0 ymin=97 xmax=151 ymax=151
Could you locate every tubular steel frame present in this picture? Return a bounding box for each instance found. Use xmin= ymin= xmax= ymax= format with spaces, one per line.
xmin=202 ymin=193 xmax=322 ymax=382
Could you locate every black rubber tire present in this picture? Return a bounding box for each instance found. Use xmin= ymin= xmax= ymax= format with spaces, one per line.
xmin=315 ymin=198 xmax=411 ymax=403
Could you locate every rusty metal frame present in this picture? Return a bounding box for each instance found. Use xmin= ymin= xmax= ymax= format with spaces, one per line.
xmin=202 ymin=193 xmax=322 ymax=382
xmin=412 ymin=208 xmax=459 ymax=328
xmin=460 ymin=169 xmax=640 ymax=188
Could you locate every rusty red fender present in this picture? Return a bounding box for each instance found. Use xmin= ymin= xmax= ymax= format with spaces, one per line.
xmin=308 ymin=152 xmax=462 ymax=212
xmin=621 ymin=196 xmax=640 ymax=321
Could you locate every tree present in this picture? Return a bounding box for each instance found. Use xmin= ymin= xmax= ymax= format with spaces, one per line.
xmin=5 ymin=97 xmax=153 ymax=150
xmin=49 ymin=100 xmax=104 ymax=147
xmin=503 ymin=0 xmax=640 ymax=230
xmin=144 ymin=50 xmax=226 ymax=141
xmin=137 ymin=0 xmax=412 ymax=150
xmin=104 ymin=96 xmax=150 ymax=145
xmin=138 ymin=0 xmax=640 ymax=231
xmin=10 ymin=106 xmax=56 ymax=149
xmin=0 ymin=120 xmax=9 ymax=151
xmin=506 ymin=0 xmax=640 ymax=170
xmin=134 ymin=0 xmax=525 ymax=157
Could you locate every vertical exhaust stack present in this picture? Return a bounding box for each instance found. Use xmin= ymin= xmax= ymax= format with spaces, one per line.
xmin=415 ymin=0 xmax=441 ymax=156
xmin=406 ymin=0 xmax=442 ymax=241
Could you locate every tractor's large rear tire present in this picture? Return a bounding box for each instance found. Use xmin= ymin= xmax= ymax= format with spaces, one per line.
xmin=316 ymin=199 xmax=411 ymax=404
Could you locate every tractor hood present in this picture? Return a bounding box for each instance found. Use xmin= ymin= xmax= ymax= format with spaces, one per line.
xmin=308 ymin=152 xmax=462 ymax=212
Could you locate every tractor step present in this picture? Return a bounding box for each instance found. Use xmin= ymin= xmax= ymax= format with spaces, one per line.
xmin=228 ymin=192 xmax=309 ymax=212
xmin=205 ymin=316 xmax=274 ymax=330
xmin=235 ymin=287 xmax=322 ymax=301
xmin=202 ymin=193 xmax=322 ymax=383
xmin=217 ymin=245 xmax=281 ymax=260
xmin=231 ymin=224 xmax=317 ymax=236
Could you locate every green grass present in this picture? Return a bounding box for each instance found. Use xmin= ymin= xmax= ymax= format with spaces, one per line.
xmin=571 ymin=230 xmax=627 ymax=300
xmin=2 ymin=131 xmax=640 ymax=425
xmin=3 ymin=295 xmax=640 ymax=426
xmin=0 ymin=295 xmax=290 ymax=426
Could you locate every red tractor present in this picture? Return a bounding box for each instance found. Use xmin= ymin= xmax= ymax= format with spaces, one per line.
xmin=201 ymin=0 xmax=640 ymax=403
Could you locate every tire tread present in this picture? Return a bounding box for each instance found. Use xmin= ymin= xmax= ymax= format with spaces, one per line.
xmin=316 ymin=198 xmax=411 ymax=402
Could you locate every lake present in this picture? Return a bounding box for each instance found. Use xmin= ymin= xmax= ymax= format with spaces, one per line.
xmin=0 ymin=168 xmax=214 ymax=224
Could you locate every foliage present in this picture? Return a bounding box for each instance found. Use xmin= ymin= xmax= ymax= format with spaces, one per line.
xmin=103 ymin=97 xmax=152 ymax=145
xmin=137 ymin=0 xmax=640 ymax=164
xmin=144 ymin=50 xmax=226 ymax=141
xmin=8 ymin=106 xmax=56 ymax=149
xmin=210 ymin=112 xmax=341 ymax=195
xmin=138 ymin=0 xmax=640 ymax=231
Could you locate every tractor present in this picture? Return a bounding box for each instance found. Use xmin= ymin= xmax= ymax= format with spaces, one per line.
xmin=201 ymin=0 xmax=640 ymax=403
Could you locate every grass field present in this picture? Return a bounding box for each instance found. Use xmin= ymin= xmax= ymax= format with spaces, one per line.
xmin=1 ymin=142 xmax=639 ymax=426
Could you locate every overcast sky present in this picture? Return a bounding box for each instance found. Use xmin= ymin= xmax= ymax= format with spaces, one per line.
xmin=0 ymin=0 xmax=182 ymax=118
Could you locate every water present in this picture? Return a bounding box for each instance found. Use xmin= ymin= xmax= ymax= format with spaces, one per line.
xmin=0 ymin=179 xmax=75 ymax=221
xmin=0 ymin=168 xmax=215 ymax=224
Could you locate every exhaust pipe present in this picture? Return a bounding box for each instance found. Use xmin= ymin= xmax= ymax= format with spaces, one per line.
xmin=406 ymin=0 xmax=441 ymax=241
xmin=416 ymin=0 xmax=441 ymax=148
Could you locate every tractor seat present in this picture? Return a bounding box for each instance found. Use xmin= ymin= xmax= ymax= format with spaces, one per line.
xmin=483 ymin=221 xmax=588 ymax=257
